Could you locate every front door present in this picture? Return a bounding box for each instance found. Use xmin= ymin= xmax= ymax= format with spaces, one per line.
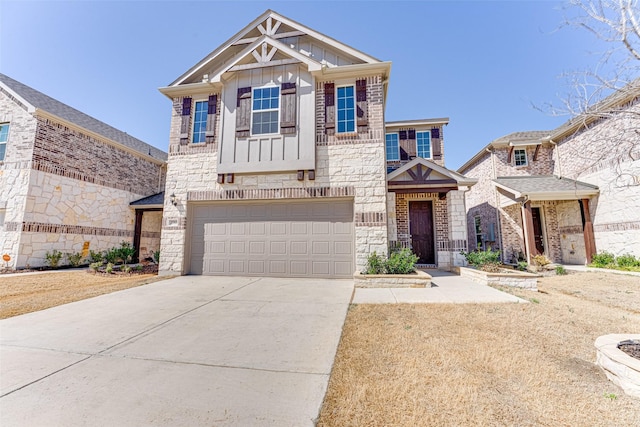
xmin=409 ymin=201 xmax=435 ymax=264
xmin=531 ymin=207 xmax=545 ymax=255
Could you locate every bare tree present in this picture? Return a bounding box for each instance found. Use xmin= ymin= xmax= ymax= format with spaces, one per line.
xmin=544 ymin=1 xmax=640 ymax=188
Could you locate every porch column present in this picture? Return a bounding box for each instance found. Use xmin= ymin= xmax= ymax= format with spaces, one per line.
xmin=133 ymin=209 xmax=144 ymax=263
xmin=581 ymin=198 xmax=597 ymax=264
xmin=521 ymin=201 xmax=537 ymax=264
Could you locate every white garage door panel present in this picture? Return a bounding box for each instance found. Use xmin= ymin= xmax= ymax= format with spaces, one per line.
xmin=189 ymin=200 xmax=354 ymax=278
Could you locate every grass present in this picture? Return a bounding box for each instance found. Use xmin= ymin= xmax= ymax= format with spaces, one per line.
xmin=0 ymin=271 xmax=169 ymax=319
xmin=318 ymin=271 xmax=640 ymax=426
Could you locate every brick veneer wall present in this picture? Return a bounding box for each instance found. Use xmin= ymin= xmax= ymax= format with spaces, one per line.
xmin=160 ymin=73 xmax=388 ymax=275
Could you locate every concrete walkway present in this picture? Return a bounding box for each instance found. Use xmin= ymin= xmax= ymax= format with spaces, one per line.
xmin=352 ymin=270 xmax=529 ymax=304
xmin=0 ymin=276 xmax=353 ymax=426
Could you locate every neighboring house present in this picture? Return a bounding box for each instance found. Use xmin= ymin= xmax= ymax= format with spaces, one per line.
xmin=459 ymin=83 xmax=640 ymax=265
xmin=158 ymin=10 xmax=475 ymax=278
xmin=0 ymin=73 xmax=167 ymax=269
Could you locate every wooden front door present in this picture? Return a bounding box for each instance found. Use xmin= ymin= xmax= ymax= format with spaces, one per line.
xmin=531 ymin=207 xmax=545 ymax=255
xmin=409 ymin=201 xmax=435 ymax=264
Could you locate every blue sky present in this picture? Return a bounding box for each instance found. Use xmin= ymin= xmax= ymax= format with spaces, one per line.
xmin=0 ymin=1 xmax=611 ymax=170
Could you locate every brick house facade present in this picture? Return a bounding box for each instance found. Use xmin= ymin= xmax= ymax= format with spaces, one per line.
xmin=158 ymin=10 xmax=475 ymax=277
xmin=0 ymin=74 xmax=167 ymax=269
xmin=459 ymin=83 xmax=640 ymax=264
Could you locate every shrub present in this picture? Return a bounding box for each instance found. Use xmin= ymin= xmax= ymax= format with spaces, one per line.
xmin=117 ymin=241 xmax=135 ymax=265
xmin=88 ymin=250 xmax=104 ymax=264
xmin=462 ymin=249 xmax=501 ymax=271
xmin=555 ymin=265 xmax=567 ymax=275
xmin=104 ymin=248 xmax=120 ymax=265
xmin=66 ymin=251 xmax=84 ymax=267
xmin=89 ymin=261 xmax=102 ymax=273
xmin=385 ymin=248 xmax=419 ymax=274
xmin=364 ymin=251 xmax=386 ymax=274
xmin=121 ymin=264 xmax=132 ymax=274
xmin=516 ymin=261 xmax=528 ymax=271
xmin=616 ymin=253 xmax=640 ymax=268
xmin=105 ymin=262 xmax=114 ymax=274
xmin=532 ymin=254 xmax=551 ymax=266
xmin=590 ymin=251 xmax=615 ymax=268
xmin=45 ymin=250 xmax=64 ymax=268
xmin=152 ymin=250 xmax=160 ymax=264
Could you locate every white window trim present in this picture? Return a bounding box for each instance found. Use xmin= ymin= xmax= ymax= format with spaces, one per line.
xmin=514 ymin=148 xmax=528 ymax=167
xmin=250 ymin=85 xmax=280 ymax=136
xmin=386 ymin=132 xmax=400 ymax=161
xmin=416 ymin=130 xmax=432 ymax=159
xmin=191 ymin=99 xmax=208 ymax=144
xmin=335 ymin=84 xmax=356 ymax=134
xmin=0 ymin=123 xmax=9 ymax=162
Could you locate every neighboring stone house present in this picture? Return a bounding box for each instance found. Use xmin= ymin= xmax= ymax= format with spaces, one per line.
xmin=459 ymin=83 xmax=640 ymax=265
xmin=158 ymin=10 xmax=475 ymax=278
xmin=0 ymin=73 xmax=167 ymax=269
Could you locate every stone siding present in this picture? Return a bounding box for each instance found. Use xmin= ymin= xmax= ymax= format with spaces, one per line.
xmin=160 ymin=73 xmax=388 ymax=275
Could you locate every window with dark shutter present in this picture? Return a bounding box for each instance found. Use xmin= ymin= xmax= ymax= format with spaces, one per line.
xmin=431 ymin=127 xmax=442 ymax=160
xmin=280 ymin=82 xmax=296 ymax=134
xmin=324 ymin=82 xmax=335 ymax=135
xmin=236 ymin=87 xmax=251 ymax=138
xmin=205 ymin=95 xmax=217 ymax=143
xmin=398 ymin=129 xmax=416 ymax=160
xmin=356 ymin=78 xmax=368 ymax=131
xmin=180 ymin=97 xmax=192 ymax=144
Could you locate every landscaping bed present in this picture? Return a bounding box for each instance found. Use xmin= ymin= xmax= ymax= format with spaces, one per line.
xmin=454 ymin=265 xmax=539 ymax=290
xmin=353 ymin=270 xmax=431 ymax=288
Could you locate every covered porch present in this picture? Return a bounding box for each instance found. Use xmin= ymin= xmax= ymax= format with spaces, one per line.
xmin=493 ymin=176 xmax=599 ymax=265
xmin=129 ymin=192 xmax=164 ymax=262
xmin=386 ymin=158 xmax=477 ymax=270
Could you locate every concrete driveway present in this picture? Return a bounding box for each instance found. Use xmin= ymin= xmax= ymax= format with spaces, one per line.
xmin=0 ymin=276 xmax=353 ymax=426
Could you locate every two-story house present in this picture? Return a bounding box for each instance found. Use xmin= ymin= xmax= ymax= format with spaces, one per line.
xmin=158 ymin=10 xmax=475 ymax=278
xmin=459 ymin=81 xmax=640 ymax=265
xmin=0 ymin=73 xmax=167 ymax=269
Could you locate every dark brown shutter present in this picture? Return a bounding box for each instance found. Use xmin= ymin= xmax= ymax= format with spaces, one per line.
xmin=432 ymin=127 xmax=442 ymax=160
xmin=356 ymin=78 xmax=368 ymax=131
xmin=280 ymin=83 xmax=296 ymax=134
xmin=179 ymin=97 xmax=192 ymax=144
xmin=205 ymin=94 xmax=217 ymax=143
xmin=407 ymin=128 xmax=416 ymax=158
xmin=399 ymin=129 xmax=415 ymax=160
xmin=236 ymin=87 xmax=251 ymax=138
xmin=324 ymin=82 xmax=335 ymax=135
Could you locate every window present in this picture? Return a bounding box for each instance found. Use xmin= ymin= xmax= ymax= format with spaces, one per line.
xmin=386 ymin=133 xmax=399 ymax=161
xmin=416 ymin=131 xmax=431 ymax=158
xmin=474 ymin=216 xmax=483 ymax=250
xmin=192 ymin=101 xmax=208 ymax=143
xmin=514 ymin=149 xmax=528 ymax=166
xmin=252 ymin=86 xmax=279 ymax=135
xmin=0 ymin=123 xmax=8 ymax=161
xmin=336 ymin=85 xmax=355 ymax=133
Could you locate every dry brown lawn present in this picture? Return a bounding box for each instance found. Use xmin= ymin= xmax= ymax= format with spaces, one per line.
xmin=318 ymin=271 xmax=640 ymax=426
xmin=0 ymin=271 xmax=169 ymax=319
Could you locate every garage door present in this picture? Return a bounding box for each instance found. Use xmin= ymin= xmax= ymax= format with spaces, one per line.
xmin=188 ymin=199 xmax=354 ymax=278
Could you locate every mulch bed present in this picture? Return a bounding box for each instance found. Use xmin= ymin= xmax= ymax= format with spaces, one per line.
xmin=89 ymin=264 xmax=159 ymax=275
xmin=618 ymin=340 xmax=640 ymax=360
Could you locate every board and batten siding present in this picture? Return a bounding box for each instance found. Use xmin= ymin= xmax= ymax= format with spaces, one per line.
xmin=217 ymin=64 xmax=315 ymax=174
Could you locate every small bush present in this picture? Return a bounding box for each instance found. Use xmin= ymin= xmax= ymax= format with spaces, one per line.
xmin=45 ymin=250 xmax=64 ymax=268
xmin=88 ymin=250 xmax=104 ymax=264
xmin=117 ymin=241 xmax=135 ymax=264
xmin=66 ymin=252 xmax=84 ymax=267
xmin=616 ymin=253 xmax=640 ymax=268
xmin=89 ymin=261 xmax=102 ymax=273
xmin=121 ymin=264 xmax=132 ymax=274
xmin=462 ymin=249 xmax=501 ymax=271
xmin=516 ymin=261 xmax=528 ymax=271
xmin=105 ymin=262 xmax=114 ymax=274
xmin=104 ymin=248 xmax=120 ymax=265
xmin=555 ymin=265 xmax=567 ymax=275
xmin=590 ymin=251 xmax=615 ymax=268
xmin=532 ymin=254 xmax=551 ymax=266
xmin=152 ymin=250 xmax=160 ymax=264
xmin=364 ymin=251 xmax=386 ymax=275
xmin=385 ymin=248 xmax=419 ymax=274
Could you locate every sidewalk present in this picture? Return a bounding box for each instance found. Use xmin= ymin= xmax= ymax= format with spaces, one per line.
xmin=352 ymin=270 xmax=529 ymax=304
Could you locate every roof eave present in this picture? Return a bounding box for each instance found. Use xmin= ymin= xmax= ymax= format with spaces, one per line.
xmin=0 ymin=81 xmax=36 ymax=113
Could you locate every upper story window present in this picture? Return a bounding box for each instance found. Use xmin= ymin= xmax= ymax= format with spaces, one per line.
xmin=0 ymin=123 xmax=8 ymax=161
xmin=416 ymin=131 xmax=431 ymax=159
xmin=336 ymin=85 xmax=355 ymax=133
xmin=514 ymin=148 xmax=528 ymax=167
xmin=252 ymin=86 xmax=279 ymax=135
xmin=192 ymin=101 xmax=208 ymax=143
xmin=386 ymin=133 xmax=399 ymax=161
